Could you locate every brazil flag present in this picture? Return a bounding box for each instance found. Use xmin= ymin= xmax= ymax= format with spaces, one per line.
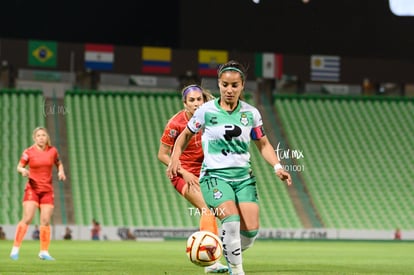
xmin=28 ymin=40 xmax=57 ymax=67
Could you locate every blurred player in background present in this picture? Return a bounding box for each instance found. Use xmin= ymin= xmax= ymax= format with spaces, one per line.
xmin=158 ymin=84 xmax=229 ymax=273
xmin=10 ymin=127 xmax=66 ymax=261
xmin=167 ymin=61 xmax=292 ymax=275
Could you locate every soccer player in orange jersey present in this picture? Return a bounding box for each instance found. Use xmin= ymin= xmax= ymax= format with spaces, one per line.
xmin=10 ymin=127 xmax=66 ymax=261
xmin=158 ymin=84 xmax=228 ymax=273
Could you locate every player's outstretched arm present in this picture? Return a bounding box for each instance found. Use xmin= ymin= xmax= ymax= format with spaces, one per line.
xmin=254 ymin=136 xmax=292 ymax=186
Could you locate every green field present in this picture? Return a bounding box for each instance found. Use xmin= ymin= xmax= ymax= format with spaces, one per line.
xmin=0 ymin=240 xmax=413 ymax=274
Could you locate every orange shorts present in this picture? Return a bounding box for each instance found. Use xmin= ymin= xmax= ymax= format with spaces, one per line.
xmin=23 ymin=185 xmax=54 ymax=206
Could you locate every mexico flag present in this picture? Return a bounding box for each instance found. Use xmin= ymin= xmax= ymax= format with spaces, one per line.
xmin=255 ymin=53 xmax=283 ymax=79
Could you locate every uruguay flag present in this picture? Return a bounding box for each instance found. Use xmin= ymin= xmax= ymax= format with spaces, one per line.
xmin=310 ymin=55 xmax=340 ymax=82
xmin=84 ymin=43 xmax=114 ymax=71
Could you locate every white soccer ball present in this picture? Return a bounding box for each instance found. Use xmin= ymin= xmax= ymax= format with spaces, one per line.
xmin=186 ymin=230 xmax=223 ymax=267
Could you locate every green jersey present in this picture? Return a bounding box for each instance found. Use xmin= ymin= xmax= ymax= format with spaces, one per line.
xmin=188 ymin=98 xmax=265 ymax=180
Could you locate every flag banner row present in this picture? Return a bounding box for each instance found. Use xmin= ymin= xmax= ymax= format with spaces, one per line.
xmin=26 ymin=40 xmax=341 ymax=82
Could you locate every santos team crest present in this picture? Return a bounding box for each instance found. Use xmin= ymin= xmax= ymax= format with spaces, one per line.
xmin=213 ymin=188 xmax=223 ymax=200
xmin=240 ymin=113 xmax=249 ymax=126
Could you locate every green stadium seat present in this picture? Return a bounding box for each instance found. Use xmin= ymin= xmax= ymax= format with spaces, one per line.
xmin=274 ymin=95 xmax=414 ymax=230
xmin=0 ymin=90 xmax=45 ymax=225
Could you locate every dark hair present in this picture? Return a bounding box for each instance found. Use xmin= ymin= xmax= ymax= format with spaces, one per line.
xmin=217 ymin=60 xmax=248 ymax=82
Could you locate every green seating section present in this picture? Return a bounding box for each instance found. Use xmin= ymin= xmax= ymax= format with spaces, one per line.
xmin=65 ymin=91 xmax=301 ymax=228
xmin=0 ymin=90 xmax=45 ymax=225
xmin=274 ymin=95 xmax=414 ymax=229
xmin=66 ymin=92 xmax=195 ymax=226
xmin=4 ymin=90 xmax=411 ymax=230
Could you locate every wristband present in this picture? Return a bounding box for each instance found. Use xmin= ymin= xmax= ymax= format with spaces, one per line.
xmin=273 ymin=163 xmax=283 ymax=172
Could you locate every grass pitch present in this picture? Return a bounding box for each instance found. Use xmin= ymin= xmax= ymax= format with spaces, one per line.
xmin=0 ymin=240 xmax=413 ymax=274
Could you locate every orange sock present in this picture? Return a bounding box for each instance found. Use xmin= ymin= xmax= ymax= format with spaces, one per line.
xmin=40 ymin=225 xmax=51 ymax=251
xmin=200 ymin=214 xmax=219 ymax=236
xmin=13 ymin=222 xmax=29 ymax=247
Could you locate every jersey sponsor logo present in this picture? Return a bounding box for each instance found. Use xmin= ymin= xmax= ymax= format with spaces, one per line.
xmin=209 ymin=116 xmax=218 ymax=125
xmin=223 ymin=125 xmax=242 ymax=141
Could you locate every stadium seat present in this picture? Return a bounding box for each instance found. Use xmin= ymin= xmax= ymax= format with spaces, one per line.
xmin=274 ymin=95 xmax=414 ymax=230
xmin=0 ymin=90 xmax=45 ymax=225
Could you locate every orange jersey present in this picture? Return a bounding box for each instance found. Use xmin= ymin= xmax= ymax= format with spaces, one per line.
xmin=20 ymin=145 xmax=61 ymax=193
xmin=160 ymin=110 xmax=203 ymax=176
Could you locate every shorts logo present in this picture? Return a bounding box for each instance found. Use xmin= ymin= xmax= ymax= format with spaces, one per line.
xmin=213 ymin=188 xmax=223 ymax=200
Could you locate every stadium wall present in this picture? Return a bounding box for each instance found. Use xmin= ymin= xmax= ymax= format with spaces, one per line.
xmin=1 ymin=225 xmax=414 ymax=241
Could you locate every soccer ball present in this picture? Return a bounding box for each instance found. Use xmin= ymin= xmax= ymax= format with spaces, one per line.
xmin=186 ymin=230 xmax=223 ymax=267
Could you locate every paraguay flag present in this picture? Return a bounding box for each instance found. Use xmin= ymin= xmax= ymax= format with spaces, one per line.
xmin=141 ymin=46 xmax=171 ymax=74
xmin=84 ymin=43 xmax=114 ymax=71
xmin=198 ymin=49 xmax=228 ymax=77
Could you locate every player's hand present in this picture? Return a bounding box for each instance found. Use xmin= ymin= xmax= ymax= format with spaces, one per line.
xmin=182 ymin=171 xmax=200 ymax=193
xmin=167 ymin=159 xmax=181 ymax=179
xmin=58 ymin=171 xmax=66 ymax=181
xmin=21 ymin=169 xmax=29 ymax=177
xmin=276 ymin=169 xmax=292 ymax=186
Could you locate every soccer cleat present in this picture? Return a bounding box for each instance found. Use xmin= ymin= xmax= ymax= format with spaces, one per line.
xmin=10 ymin=253 xmax=19 ymax=261
xmin=227 ymin=264 xmax=245 ymax=275
xmin=38 ymin=252 xmax=55 ymax=261
xmin=204 ymin=262 xmax=229 ymax=273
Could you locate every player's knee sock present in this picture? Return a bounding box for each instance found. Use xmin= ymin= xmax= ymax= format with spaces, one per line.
xmin=199 ymin=208 xmax=219 ymax=236
xmin=221 ymin=216 xmax=243 ymax=273
xmin=200 ymin=214 xmax=219 ymax=236
xmin=40 ymin=225 xmax=51 ymax=251
xmin=13 ymin=222 xmax=29 ymax=248
xmin=240 ymin=229 xmax=258 ymax=251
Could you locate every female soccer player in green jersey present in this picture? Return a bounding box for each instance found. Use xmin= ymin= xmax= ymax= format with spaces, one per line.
xmin=167 ymin=60 xmax=292 ymax=275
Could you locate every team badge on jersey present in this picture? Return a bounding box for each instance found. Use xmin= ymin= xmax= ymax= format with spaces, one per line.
xmin=240 ymin=113 xmax=249 ymax=126
xmin=168 ymin=129 xmax=178 ymax=138
xmin=213 ymin=188 xmax=223 ymax=200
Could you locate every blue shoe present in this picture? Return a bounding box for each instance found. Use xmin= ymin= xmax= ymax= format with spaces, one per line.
xmin=10 ymin=253 xmax=19 ymax=261
xmin=204 ymin=262 xmax=229 ymax=273
xmin=39 ymin=253 xmax=55 ymax=261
